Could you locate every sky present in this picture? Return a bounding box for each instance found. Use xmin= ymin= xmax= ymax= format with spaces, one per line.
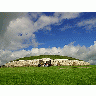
xmin=0 ymin=12 xmax=96 ymax=65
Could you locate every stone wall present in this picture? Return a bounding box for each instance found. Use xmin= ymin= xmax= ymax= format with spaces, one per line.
xmin=5 ymin=58 xmax=90 ymax=67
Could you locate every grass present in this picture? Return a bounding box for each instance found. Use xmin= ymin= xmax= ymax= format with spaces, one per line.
xmin=12 ymin=55 xmax=83 ymax=62
xmin=0 ymin=65 xmax=96 ymax=85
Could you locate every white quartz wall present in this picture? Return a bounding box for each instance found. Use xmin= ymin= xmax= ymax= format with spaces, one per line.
xmin=5 ymin=58 xmax=90 ymax=67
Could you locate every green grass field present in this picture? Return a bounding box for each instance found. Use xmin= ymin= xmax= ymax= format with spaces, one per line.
xmin=0 ymin=65 xmax=96 ymax=85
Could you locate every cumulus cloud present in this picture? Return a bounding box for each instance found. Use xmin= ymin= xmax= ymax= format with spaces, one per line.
xmin=0 ymin=12 xmax=27 ymax=36
xmin=4 ymin=17 xmax=38 ymax=50
xmin=0 ymin=12 xmax=40 ymax=51
xmin=0 ymin=12 xmax=81 ymax=51
xmin=0 ymin=12 xmax=58 ymax=51
xmin=1 ymin=41 xmax=96 ymax=65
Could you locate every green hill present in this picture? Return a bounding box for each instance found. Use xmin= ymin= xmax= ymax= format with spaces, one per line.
xmin=12 ymin=55 xmax=83 ymax=62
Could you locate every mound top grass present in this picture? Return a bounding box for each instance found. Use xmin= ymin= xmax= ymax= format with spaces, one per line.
xmin=12 ymin=55 xmax=83 ymax=62
xmin=0 ymin=65 xmax=96 ymax=85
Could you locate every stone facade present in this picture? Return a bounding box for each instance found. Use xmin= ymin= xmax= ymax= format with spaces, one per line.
xmin=5 ymin=58 xmax=90 ymax=67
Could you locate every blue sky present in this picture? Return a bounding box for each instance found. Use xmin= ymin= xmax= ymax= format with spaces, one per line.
xmin=0 ymin=12 xmax=96 ymax=65
xmin=23 ymin=12 xmax=96 ymax=50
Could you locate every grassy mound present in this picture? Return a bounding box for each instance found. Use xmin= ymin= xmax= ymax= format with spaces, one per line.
xmin=0 ymin=65 xmax=96 ymax=85
xmin=12 ymin=55 xmax=83 ymax=62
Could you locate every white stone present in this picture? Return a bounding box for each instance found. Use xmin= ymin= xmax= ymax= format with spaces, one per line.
xmin=5 ymin=58 xmax=90 ymax=67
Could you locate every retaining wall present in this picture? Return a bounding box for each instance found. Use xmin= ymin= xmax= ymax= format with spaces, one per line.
xmin=5 ymin=58 xmax=90 ymax=67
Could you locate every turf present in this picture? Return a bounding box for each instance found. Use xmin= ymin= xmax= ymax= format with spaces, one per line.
xmin=13 ymin=55 xmax=83 ymax=62
xmin=0 ymin=65 xmax=96 ymax=85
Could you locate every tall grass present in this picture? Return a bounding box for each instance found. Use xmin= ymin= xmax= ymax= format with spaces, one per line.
xmin=0 ymin=65 xmax=96 ymax=85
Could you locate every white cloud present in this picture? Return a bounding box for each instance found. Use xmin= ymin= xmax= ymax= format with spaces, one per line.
xmin=60 ymin=24 xmax=73 ymax=31
xmin=1 ymin=12 xmax=59 ymax=51
xmin=54 ymin=12 xmax=80 ymax=20
xmin=28 ymin=12 xmax=42 ymax=22
xmin=34 ymin=15 xmax=59 ymax=30
xmin=1 ymin=41 xmax=96 ymax=65
xmin=78 ymin=19 xmax=96 ymax=26
xmin=0 ymin=12 xmax=81 ymax=51
xmin=31 ymin=48 xmax=39 ymax=54
xmin=3 ymin=17 xmax=39 ymax=50
xmin=61 ymin=17 xmax=96 ymax=31
xmin=33 ymin=12 xmax=81 ymax=32
xmin=0 ymin=12 xmax=40 ymax=50
xmin=77 ymin=18 xmax=96 ymax=30
xmin=43 ymin=26 xmax=51 ymax=31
